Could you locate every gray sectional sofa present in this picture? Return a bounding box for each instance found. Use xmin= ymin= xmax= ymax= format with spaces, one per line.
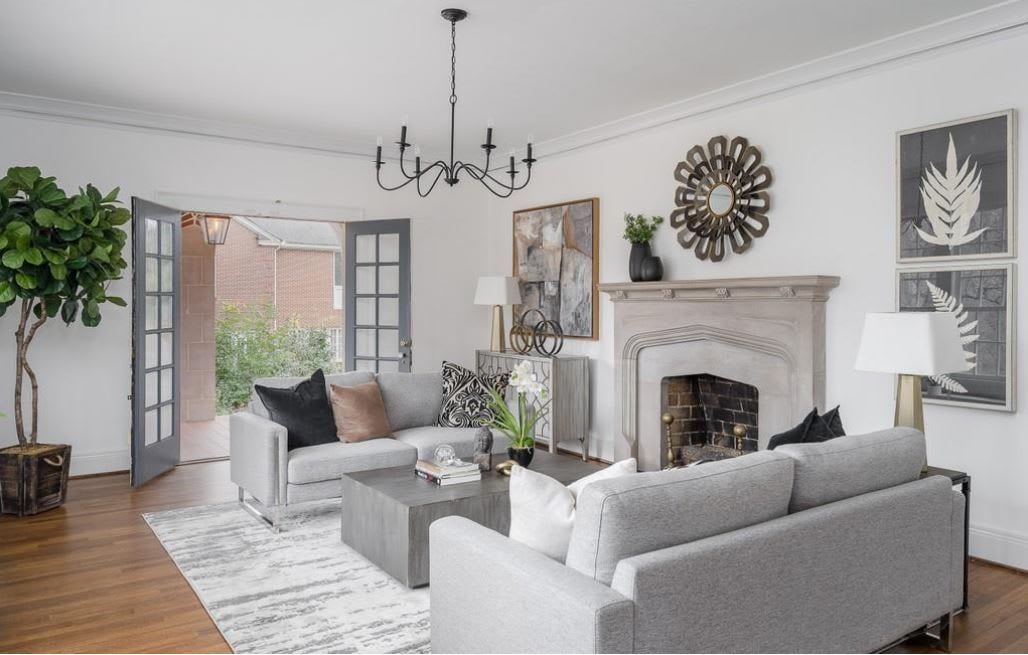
xmin=430 ymin=428 xmax=964 ymax=653
xmin=229 ymin=370 xmax=507 ymax=530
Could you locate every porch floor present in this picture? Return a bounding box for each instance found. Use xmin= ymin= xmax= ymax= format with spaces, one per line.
xmin=181 ymin=414 xmax=230 ymax=462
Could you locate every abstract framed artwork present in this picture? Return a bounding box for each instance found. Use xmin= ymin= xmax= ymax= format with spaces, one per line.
xmin=512 ymin=198 xmax=598 ymax=340
xmin=897 ymin=110 xmax=1016 ymax=263
xmin=896 ymin=263 xmax=1015 ymax=412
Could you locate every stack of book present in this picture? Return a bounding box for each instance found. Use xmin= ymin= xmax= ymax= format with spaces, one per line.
xmin=414 ymin=459 xmax=481 ymax=486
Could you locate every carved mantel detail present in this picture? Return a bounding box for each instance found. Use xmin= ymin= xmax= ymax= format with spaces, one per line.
xmin=714 ymin=287 xmax=730 ymax=299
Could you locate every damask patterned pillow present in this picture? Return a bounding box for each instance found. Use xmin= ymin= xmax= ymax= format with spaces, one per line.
xmin=437 ymin=361 xmax=510 ymax=428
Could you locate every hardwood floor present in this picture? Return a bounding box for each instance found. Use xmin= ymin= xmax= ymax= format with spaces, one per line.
xmin=1 ymin=460 xmax=1026 ymax=654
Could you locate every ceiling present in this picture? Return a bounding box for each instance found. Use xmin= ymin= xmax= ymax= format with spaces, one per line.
xmin=0 ymin=0 xmax=1013 ymax=159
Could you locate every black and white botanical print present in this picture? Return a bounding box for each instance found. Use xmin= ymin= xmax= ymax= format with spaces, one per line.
xmin=898 ymin=111 xmax=1014 ymax=262
xmin=897 ymin=264 xmax=1014 ymax=412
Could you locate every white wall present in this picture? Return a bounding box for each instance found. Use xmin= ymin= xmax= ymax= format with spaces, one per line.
xmin=0 ymin=115 xmax=494 ymax=476
xmin=485 ymin=31 xmax=1028 ymax=568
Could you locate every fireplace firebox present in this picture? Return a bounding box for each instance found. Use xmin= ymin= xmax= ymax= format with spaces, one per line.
xmin=662 ymin=374 xmax=758 ymax=465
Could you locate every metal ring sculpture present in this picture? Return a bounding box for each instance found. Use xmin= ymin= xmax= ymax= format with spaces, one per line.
xmin=669 ymin=135 xmax=772 ymax=262
xmin=508 ymin=309 xmax=565 ymax=357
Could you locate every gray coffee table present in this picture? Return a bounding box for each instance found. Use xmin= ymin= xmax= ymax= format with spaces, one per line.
xmin=340 ymin=450 xmax=602 ymax=587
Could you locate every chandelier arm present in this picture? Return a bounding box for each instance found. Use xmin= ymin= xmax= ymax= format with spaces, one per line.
xmin=453 ymin=162 xmax=520 ymax=198
xmin=455 ymin=161 xmax=516 ymax=189
xmin=417 ymin=166 xmax=447 ymax=198
xmin=376 ymin=165 xmax=422 ymax=192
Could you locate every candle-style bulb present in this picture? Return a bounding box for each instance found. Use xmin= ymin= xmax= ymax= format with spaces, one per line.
xmin=487 ymin=117 xmax=494 ymax=128
xmin=401 ymin=114 xmax=409 ymax=126
xmin=376 ymin=136 xmax=383 ymax=146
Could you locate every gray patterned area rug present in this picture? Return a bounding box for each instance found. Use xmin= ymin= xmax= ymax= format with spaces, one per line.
xmin=143 ymin=499 xmax=430 ymax=654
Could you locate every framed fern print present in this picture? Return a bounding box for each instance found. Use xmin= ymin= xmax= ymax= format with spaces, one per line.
xmin=897 ymin=110 xmax=1016 ymax=263
xmin=897 ymin=263 xmax=1015 ymax=412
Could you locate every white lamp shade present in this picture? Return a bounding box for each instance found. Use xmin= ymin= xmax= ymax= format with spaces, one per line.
xmin=855 ymin=312 xmax=969 ymax=376
xmin=474 ymin=276 xmax=521 ymax=305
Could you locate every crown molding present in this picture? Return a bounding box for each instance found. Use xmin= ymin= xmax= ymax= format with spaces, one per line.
xmin=0 ymin=1 xmax=1026 ymax=162
xmin=534 ymin=0 xmax=1028 ymax=159
xmin=0 ymin=91 xmax=384 ymax=161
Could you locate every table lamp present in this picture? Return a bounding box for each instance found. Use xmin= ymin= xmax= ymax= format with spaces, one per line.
xmin=855 ymin=312 xmax=969 ymax=433
xmin=474 ymin=276 xmax=521 ymax=352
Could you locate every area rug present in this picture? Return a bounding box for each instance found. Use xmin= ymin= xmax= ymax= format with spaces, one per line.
xmin=143 ymin=499 xmax=430 ymax=654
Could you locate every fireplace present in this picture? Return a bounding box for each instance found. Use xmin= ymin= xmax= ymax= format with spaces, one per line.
xmin=662 ymin=374 xmax=758 ymax=465
xmin=600 ymin=276 xmax=839 ymax=470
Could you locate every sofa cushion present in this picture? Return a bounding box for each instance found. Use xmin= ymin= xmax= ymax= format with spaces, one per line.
xmin=393 ymin=426 xmax=508 ymax=460
xmin=437 ymin=361 xmax=509 ymax=428
xmin=254 ymin=369 xmax=338 ymax=451
xmin=376 ymin=371 xmax=444 ymax=431
xmin=509 ymin=458 xmax=638 ymax=562
xmin=776 ymin=427 xmax=925 ymax=513
xmin=287 ymin=438 xmax=417 ymax=484
xmin=250 ymin=370 xmax=375 ymax=419
xmin=565 ymin=451 xmax=794 ymax=585
xmin=330 ymin=381 xmax=392 ymax=442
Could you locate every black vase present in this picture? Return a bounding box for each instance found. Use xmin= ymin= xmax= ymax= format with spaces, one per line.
xmin=507 ymin=447 xmax=534 ymax=468
xmin=640 ymin=255 xmax=664 ymax=282
xmin=629 ymin=242 xmax=652 ymax=282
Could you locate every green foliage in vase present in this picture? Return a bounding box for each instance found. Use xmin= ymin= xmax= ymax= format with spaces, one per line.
xmin=622 ymin=213 xmax=664 ymax=244
xmin=215 ymin=303 xmax=342 ymax=413
xmin=0 ymin=166 xmax=129 ymax=446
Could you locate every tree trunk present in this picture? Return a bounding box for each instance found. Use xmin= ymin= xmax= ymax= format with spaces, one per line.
xmin=13 ymin=300 xmax=29 ymax=447
xmin=13 ymin=299 xmax=47 ymax=447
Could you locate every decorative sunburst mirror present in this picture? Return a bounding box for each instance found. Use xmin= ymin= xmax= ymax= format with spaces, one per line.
xmin=670 ymin=136 xmax=772 ymax=262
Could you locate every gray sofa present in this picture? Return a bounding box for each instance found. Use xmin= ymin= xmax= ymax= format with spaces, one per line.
xmin=230 ymin=370 xmax=508 ymax=530
xmin=430 ymin=428 xmax=964 ymax=653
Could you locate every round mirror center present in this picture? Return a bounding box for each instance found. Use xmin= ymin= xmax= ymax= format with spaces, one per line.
xmin=707 ymin=183 xmax=735 ymax=217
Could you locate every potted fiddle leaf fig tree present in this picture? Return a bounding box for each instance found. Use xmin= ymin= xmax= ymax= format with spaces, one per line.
xmin=0 ymin=166 xmax=129 ymax=516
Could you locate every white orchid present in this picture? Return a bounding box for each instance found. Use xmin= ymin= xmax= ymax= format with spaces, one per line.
xmin=484 ymin=360 xmax=552 ymax=449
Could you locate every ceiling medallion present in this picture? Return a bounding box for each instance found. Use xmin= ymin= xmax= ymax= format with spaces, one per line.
xmin=374 ymin=8 xmax=535 ymax=198
xmin=670 ymin=136 xmax=772 ymax=262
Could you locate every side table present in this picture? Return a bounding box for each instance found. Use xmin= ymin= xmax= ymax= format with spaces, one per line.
xmin=923 ymin=466 xmax=970 ymax=612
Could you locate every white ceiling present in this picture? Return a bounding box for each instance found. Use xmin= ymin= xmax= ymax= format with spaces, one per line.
xmin=0 ymin=0 xmax=1013 ymax=159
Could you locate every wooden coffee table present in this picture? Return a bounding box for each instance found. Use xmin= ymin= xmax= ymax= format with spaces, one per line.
xmin=340 ymin=450 xmax=602 ymax=587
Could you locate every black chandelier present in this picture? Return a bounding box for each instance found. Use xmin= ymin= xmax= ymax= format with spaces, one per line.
xmin=374 ymin=8 xmax=535 ymax=198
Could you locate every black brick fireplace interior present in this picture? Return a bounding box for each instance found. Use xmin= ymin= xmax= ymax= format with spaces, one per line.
xmin=662 ymin=374 xmax=758 ymax=453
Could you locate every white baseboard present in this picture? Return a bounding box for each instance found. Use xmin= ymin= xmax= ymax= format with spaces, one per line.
xmin=70 ymin=449 xmax=129 ymax=477
xmin=970 ymin=524 xmax=1028 ymax=571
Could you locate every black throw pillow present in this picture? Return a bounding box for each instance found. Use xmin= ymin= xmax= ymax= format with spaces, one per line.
xmin=767 ymin=406 xmax=846 ymax=450
xmin=817 ymin=405 xmax=846 ymax=439
xmin=767 ymin=408 xmax=817 ymax=450
xmin=255 ymin=369 xmax=339 ymax=451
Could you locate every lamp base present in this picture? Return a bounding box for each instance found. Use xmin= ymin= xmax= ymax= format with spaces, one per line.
xmin=895 ymin=373 xmax=928 ymax=472
xmin=490 ymin=305 xmax=506 ymax=352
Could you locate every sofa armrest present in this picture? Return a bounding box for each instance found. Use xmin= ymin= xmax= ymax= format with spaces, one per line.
xmin=430 ymin=516 xmax=633 ymax=654
xmin=950 ymin=488 xmax=966 ymax=611
xmin=230 ymin=412 xmax=288 ymax=506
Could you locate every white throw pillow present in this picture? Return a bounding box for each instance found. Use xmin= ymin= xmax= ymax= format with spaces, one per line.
xmin=508 ymin=458 xmax=637 ymax=561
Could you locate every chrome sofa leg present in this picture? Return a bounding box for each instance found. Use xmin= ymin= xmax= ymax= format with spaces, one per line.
xmin=238 ymin=488 xmax=283 ymax=533
xmin=925 ymin=612 xmax=953 ymax=653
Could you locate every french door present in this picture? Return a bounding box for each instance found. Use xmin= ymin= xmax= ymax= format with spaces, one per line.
xmin=130 ymin=199 xmax=182 ymax=486
xmin=345 ymin=219 xmax=412 ymax=372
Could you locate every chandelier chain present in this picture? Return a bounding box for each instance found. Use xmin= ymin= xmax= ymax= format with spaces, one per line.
xmin=449 ymin=20 xmax=457 ymax=105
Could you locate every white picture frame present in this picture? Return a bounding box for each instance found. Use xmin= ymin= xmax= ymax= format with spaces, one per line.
xmin=896 ymin=109 xmax=1016 ymax=263
xmin=895 ymin=262 xmax=1016 ymax=412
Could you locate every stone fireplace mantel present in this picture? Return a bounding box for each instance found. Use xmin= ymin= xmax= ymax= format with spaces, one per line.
xmin=599 ymin=275 xmax=840 ymax=470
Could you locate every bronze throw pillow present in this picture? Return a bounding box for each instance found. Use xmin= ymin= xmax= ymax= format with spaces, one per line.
xmin=330 ymin=381 xmax=393 ymax=443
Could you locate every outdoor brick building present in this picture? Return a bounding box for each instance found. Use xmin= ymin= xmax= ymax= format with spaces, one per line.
xmin=215 ymin=216 xmax=344 ymax=331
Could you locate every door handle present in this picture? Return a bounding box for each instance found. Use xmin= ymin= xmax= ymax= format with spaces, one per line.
xmin=400 ymin=339 xmax=413 ymax=348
